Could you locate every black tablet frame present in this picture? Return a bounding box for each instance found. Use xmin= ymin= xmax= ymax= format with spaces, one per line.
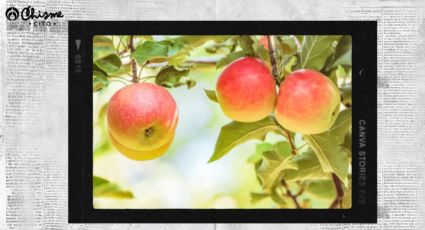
xmin=69 ymin=21 xmax=377 ymax=223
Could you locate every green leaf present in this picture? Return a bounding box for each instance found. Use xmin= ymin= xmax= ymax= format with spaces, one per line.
xmin=331 ymin=36 xmax=352 ymax=69
xmin=254 ymin=159 xmax=264 ymax=185
xmin=296 ymin=35 xmax=340 ymax=71
xmin=329 ymin=70 xmax=338 ymax=86
xmin=216 ymin=51 xmax=246 ymax=68
xmin=304 ymin=134 xmax=349 ymax=186
xmin=248 ymin=141 xmax=290 ymax=164
xmin=136 ymin=35 xmax=154 ymax=45
xmin=255 ymin=42 xmax=270 ymax=62
xmin=250 ymin=192 xmax=270 ymax=204
xmin=93 ymin=104 xmax=112 ymax=158
xmin=108 ymin=63 xmax=131 ymax=77
xmin=257 ymin=150 xmax=298 ymax=189
xmin=248 ymin=142 xmax=274 ymax=163
xmin=282 ymin=150 xmax=329 ymax=181
xmin=93 ymin=139 xmax=112 ymax=158
xmin=277 ymin=36 xmax=298 ymax=56
xmin=270 ymin=188 xmax=288 ymax=205
xmin=158 ymin=36 xmax=195 ymax=67
xmin=205 ymin=43 xmax=224 ymax=53
xmin=132 ymin=41 xmax=169 ymax=65
xmin=304 ymin=180 xmax=336 ymax=201
xmin=302 ymin=109 xmax=352 ymax=185
xmin=274 ymin=141 xmax=292 ymax=158
xmin=281 ymin=56 xmax=298 ymax=79
xmin=274 ymin=36 xmax=298 ymax=80
xmin=176 ymin=36 xmax=231 ymax=47
xmin=335 ymin=65 xmax=347 ymax=80
xmin=208 ymin=116 xmax=280 ymax=162
xmin=159 ymin=39 xmax=185 ymax=56
xmin=168 ymin=36 xmax=231 ymax=67
xmin=204 ymin=89 xmax=219 ymax=103
xmin=257 ymin=142 xmax=275 ymax=153
xmin=93 ymin=36 xmax=116 ymax=61
xmin=93 ymin=176 xmax=134 ymax=199
xmin=93 ymin=69 xmax=109 ymax=92
xmin=93 ymin=176 xmax=109 ymax=187
xmin=329 ymin=109 xmax=352 ymax=145
xmin=155 ymin=66 xmax=194 ymax=89
xmin=344 ymin=130 xmax=352 ymax=151
xmin=239 ymin=36 xmax=255 ymax=56
xmin=94 ymin=54 xmax=122 ymax=73
xmin=285 ymin=56 xmax=298 ymax=72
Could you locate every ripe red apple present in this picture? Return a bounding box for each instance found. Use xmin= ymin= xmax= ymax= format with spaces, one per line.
xmin=275 ymin=70 xmax=341 ymax=134
xmin=107 ymin=83 xmax=178 ymax=159
xmin=216 ymin=57 xmax=277 ymax=122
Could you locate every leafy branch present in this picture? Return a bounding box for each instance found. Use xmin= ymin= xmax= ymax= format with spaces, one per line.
xmin=266 ymin=35 xmax=280 ymax=85
xmin=282 ymin=180 xmax=301 ymax=208
xmin=265 ymin=37 xmax=298 ymax=156
xmin=128 ymin=35 xmax=138 ymax=83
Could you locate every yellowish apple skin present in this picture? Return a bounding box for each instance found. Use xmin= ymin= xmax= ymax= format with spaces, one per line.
xmin=275 ymin=70 xmax=341 ymax=134
xmin=109 ymin=131 xmax=173 ymax=161
xmin=107 ymin=83 xmax=178 ymax=151
xmin=216 ymin=57 xmax=277 ymax=122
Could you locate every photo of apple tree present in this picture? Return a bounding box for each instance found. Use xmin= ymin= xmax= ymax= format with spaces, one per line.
xmin=92 ymin=35 xmax=352 ymax=209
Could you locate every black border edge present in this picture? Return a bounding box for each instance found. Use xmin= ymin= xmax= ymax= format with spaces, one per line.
xmin=68 ymin=21 xmax=377 ymax=224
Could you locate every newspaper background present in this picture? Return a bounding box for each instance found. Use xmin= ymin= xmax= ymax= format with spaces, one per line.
xmin=0 ymin=0 xmax=424 ymax=229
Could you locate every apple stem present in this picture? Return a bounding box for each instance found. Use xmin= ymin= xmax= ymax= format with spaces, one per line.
xmin=271 ymin=116 xmax=297 ymax=155
xmin=129 ymin=35 xmax=138 ymax=83
xmin=281 ymin=180 xmax=301 ymax=209
xmin=266 ymin=35 xmax=280 ymax=85
xmin=144 ymin=127 xmax=154 ymax=137
xmin=286 ymin=131 xmax=297 ymax=156
xmin=330 ymin=173 xmax=344 ymax=208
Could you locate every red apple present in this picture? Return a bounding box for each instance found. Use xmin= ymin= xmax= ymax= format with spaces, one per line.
xmin=107 ymin=83 xmax=178 ymax=155
xmin=216 ymin=57 xmax=277 ymax=122
xmin=275 ymin=70 xmax=340 ymax=134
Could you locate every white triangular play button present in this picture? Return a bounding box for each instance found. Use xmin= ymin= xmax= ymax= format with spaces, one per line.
xmin=75 ymin=39 xmax=81 ymax=51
